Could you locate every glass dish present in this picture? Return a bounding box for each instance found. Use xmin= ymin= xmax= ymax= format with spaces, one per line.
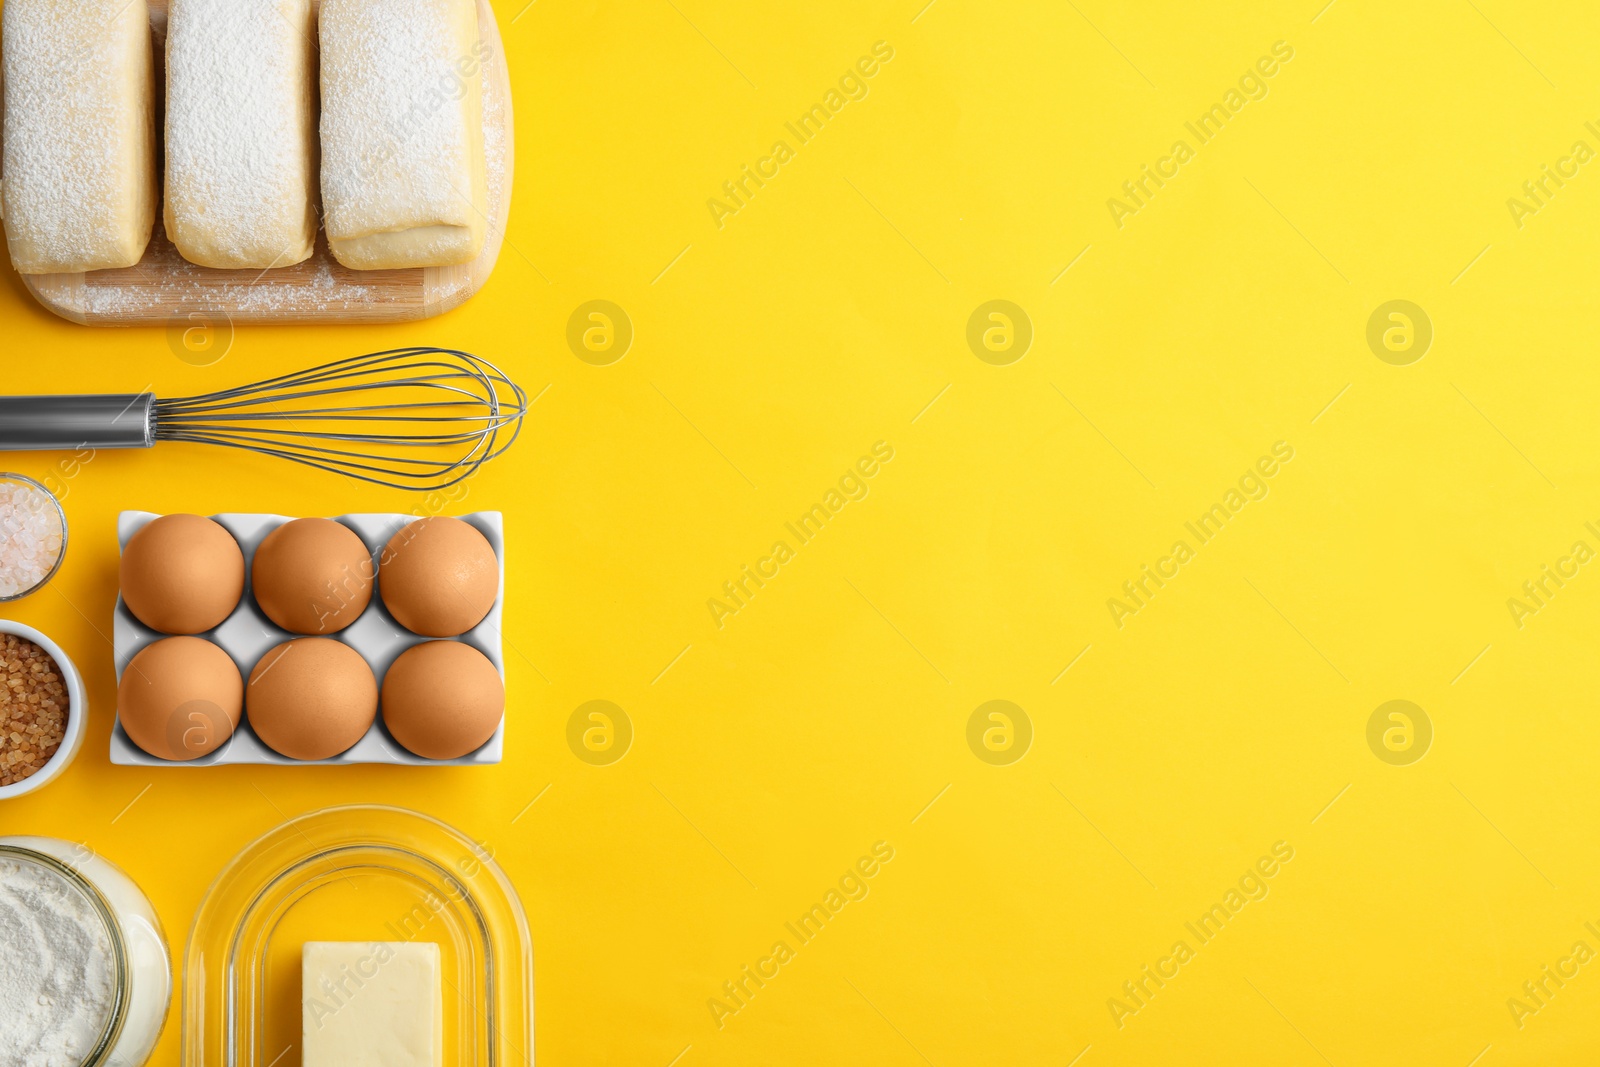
xmin=0 ymin=838 xmax=172 ymax=1066
xmin=0 ymin=472 xmax=68 ymax=601
xmin=183 ymin=805 xmax=532 ymax=1066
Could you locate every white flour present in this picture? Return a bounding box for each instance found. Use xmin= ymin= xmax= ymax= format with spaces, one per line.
xmin=0 ymin=858 xmax=116 ymax=1066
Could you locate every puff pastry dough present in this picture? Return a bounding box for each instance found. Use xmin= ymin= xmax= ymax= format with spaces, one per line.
xmin=319 ymin=0 xmax=488 ymax=271
xmin=164 ymin=0 xmax=318 ymax=269
xmin=1 ymin=0 xmax=156 ymax=274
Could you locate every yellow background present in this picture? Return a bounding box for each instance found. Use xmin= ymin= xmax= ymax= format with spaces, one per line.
xmin=5 ymin=0 xmax=1600 ymax=1062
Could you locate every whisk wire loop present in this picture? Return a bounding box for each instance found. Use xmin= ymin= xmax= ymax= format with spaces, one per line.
xmin=151 ymin=348 xmax=528 ymax=490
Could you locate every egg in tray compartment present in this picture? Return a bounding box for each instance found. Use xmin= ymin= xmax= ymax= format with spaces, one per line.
xmin=111 ymin=510 xmax=505 ymax=766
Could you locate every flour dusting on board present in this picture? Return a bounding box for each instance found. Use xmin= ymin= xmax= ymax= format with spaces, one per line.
xmin=81 ymin=226 xmax=379 ymax=316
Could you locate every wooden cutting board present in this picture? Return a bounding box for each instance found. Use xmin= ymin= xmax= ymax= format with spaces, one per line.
xmin=7 ymin=0 xmax=514 ymax=326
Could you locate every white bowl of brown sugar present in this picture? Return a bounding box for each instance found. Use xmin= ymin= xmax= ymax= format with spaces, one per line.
xmin=0 ymin=622 xmax=85 ymax=799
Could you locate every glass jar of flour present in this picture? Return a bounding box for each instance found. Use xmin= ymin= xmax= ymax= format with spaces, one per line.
xmin=0 ymin=837 xmax=171 ymax=1066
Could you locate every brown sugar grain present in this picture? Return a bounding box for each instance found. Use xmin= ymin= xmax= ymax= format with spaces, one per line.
xmin=0 ymin=634 xmax=68 ymax=785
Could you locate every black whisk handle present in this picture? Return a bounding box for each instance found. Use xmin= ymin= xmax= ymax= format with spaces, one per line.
xmin=0 ymin=393 xmax=156 ymax=451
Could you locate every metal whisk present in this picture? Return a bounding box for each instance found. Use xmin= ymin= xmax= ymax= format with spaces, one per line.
xmin=0 ymin=348 xmax=528 ymax=490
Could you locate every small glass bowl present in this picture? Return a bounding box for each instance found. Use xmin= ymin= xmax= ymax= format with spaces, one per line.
xmin=0 ymin=472 xmax=68 ymax=602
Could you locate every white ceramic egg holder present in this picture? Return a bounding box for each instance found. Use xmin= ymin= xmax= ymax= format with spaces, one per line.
xmin=110 ymin=511 xmax=505 ymax=766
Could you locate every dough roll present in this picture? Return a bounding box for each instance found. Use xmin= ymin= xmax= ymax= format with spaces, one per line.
xmin=319 ymin=0 xmax=488 ymax=271
xmin=164 ymin=0 xmax=318 ymax=269
xmin=1 ymin=0 xmax=156 ymax=274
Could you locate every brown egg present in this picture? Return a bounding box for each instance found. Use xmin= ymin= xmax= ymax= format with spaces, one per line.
xmin=120 ymin=514 xmax=245 ymax=634
xmin=379 ymin=517 xmax=498 ymax=637
xmin=381 ymin=641 xmax=503 ymax=759
xmin=252 ymin=518 xmax=373 ymax=635
xmin=118 ymin=636 xmax=243 ymax=760
xmin=246 ymin=638 xmax=377 ymax=760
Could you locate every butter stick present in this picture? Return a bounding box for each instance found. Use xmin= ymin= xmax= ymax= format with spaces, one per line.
xmin=302 ymin=942 xmax=442 ymax=1067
